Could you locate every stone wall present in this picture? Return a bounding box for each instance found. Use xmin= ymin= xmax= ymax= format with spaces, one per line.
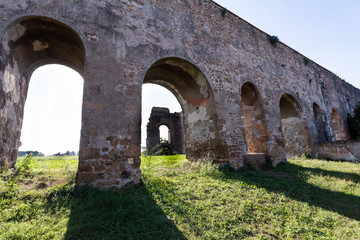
xmin=241 ymin=83 xmax=267 ymax=154
xmin=317 ymin=141 xmax=360 ymax=163
xmin=1 ymin=0 xmax=360 ymax=188
xmin=279 ymin=94 xmax=311 ymax=156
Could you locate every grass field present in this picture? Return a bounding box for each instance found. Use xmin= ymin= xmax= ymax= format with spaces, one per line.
xmin=0 ymin=155 xmax=359 ymax=239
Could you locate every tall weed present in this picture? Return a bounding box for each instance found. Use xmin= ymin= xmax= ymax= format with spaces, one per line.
xmin=16 ymin=154 xmax=34 ymax=174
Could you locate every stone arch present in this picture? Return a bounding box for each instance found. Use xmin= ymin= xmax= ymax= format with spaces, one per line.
xmin=143 ymin=57 xmax=222 ymax=160
xmin=279 ymin=94 xmax=310 ymax=156
xmin=331 ymin=109 xmax=349 ymax=141
xmin=313 ymin=102 xmax=328 ymax=143
xmin=240 ymin=82 xmax=267 ymax=153
xmin=0 ymin=16 xmax=85 ymax=168
xmin=2 ymin=16 xmax=85 ymax=76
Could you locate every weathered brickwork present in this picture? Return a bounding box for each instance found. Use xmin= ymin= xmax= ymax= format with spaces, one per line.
xmin=317 ymin=141 xmax=360 ymax=163
xmin=1 ymin=0 xmax=359 ymax=188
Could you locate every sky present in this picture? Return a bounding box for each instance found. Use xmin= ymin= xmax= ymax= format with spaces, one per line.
xmin=19 ymin=1 xmax=360 ymax=155
xmin=19 ymin=65 xmax=84 ymax=155
xmin=213 ymin=0 xmax=360 ymax=89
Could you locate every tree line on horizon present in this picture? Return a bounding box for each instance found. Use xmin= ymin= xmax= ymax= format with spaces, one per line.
xmin=18 ymin=150 xmax=78 ymax=157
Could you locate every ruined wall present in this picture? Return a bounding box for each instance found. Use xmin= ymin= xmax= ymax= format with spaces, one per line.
xmin=331 ymin=109 xmax=349 ymax=141
xmin=1 ymin=0 xmax=360 ymax=188
xmin=279 ymin=94 xmax=311 ymax=156
xmin=241 ymin=83 xmax=267 ymax=153
xmin=146 ymin=107 xmax=185 ymax=155
xmin=317 ymin=141 xmax=360 ymax=163
xmin=313 ymin=103 xmax=328 ymax=144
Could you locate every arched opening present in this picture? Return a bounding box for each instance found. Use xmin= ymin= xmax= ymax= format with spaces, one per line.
xmin=313 ymin=103 xmax=328 ymax=143
xmin=159 ymin=125 xmax=170 ymax=144
xmin=142 ymin=84 xmax=183 ymax=154
xmin=19 ymin=64 xmax=84 ymax=156
xmin=143 ymin=57 xmax=222 ymax=161
xmin=158 ymin=124 xmax=172 ymax=155
xmin=240 ymin=82 xmax=267 ymax=153
xmin=142 ymin=84 xmax=184 ymax=157
xmin=331 ymin=109 xmax=349 ymax=141
xmin=0 ymin=16 xmax=85 ymax=168
xmin=279 ymin=94 xmax=310 ymax=156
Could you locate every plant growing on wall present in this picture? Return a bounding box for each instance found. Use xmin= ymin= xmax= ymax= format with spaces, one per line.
xmin=269 ymin=35 xmax=279 ymax=45
xmin=221 ymin=7 xmax=227 ymax=17
xmin=348 ymin=102 xmax=360 ymax=140
xmin=303 ymin=57 xmax=310 ymax=66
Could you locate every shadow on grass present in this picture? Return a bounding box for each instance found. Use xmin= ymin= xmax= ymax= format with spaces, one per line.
xmin=218 ymin=162 xmax=360 ymax=221
xmin=46 ymin=184 xmax=186 ymax=240
xmin=290 ymin=164 xmax=360 ymax=183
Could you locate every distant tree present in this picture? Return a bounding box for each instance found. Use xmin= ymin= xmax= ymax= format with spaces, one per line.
xmin=18 ymin=151 xmax=27 ymax=157
xmin=33 ymin=151 xmax=43 ymax=156
xmin=18 ymin=151 xmax=44 ymax=157
xmin=53 ymin=150 xmax=77 ymax=156
xmin=348 ymin=102 xmax=360 ymax=140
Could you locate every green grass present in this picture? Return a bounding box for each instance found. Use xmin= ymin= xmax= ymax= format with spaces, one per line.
xmin=0 ymin=155 xmax=359 ymax=239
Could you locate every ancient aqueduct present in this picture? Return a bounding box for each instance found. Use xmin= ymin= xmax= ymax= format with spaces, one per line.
xmin=1 ymin=0 xmax=359 ymax=188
